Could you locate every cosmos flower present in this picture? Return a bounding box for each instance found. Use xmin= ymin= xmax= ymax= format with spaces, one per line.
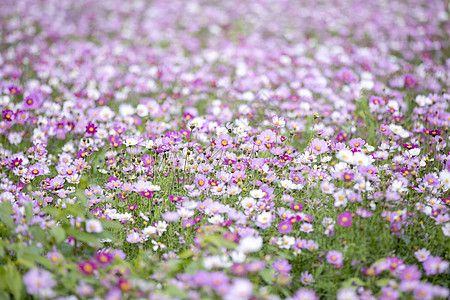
xmin=300 ymin=271 xmax=315 ymax=285
xmin=310 ymin=139 xmax=328 ymax=155
xmin=337 ymin=212 xmax=353 ymax=228
xmin=23 ymin=268 xmax=56 ymax=295
xmin=85 ymin=122 xmax=98 ymax=135
xmin=273 ymin=259 xmax=292 ymax=274
xmin=272 ymin=115 xmax=286 ymax=128
xmin=85 ymin=219 xmax=103 ymax=233
xmin=78 ymin=261 xmax=97 ymax=275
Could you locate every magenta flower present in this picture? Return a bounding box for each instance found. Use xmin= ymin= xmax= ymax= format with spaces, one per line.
xmin=140 ymin=190 xmax=154 ymax=199
xmin=278 ymin=221 xmax=293 ymax=234
xmin=337 ymin=212 xmax=353 ymax=228
xmin=291 ymin=203 xmax=304 ymax=211
xmin=180 ymin=129 xmax=191 ymax=138
xmin=2 ymin=110 xmax=14 ymax=122
xmin=85 ymin=122 xmax=98 ymax=135
xmin=78 ymin=261 xmax=97 ymax=275
xmin=370 ymin=96 xmax=383 ymax=105
xmin=8 ymin=85 xmax=21 ymax=95
xmin=23 ymin=93 xmax=41 ymax=110
xmin=141 ymin=154 xmax=154 ymax=167
xmin=96 ymin=252 xmax=114 ymax=266
xmin=404 ymin=74 xmax=416 ymax=88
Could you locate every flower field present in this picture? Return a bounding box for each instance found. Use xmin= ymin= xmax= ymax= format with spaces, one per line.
xmin=0 ymin=0 xmax=449 ymax=299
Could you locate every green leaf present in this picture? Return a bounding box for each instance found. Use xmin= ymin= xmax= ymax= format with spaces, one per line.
xmin=0 ymin=265 xmax=7 ymax=290
xmin=401 ymin=235 xmax=411 ymax=245
xmin=18 ymin=250 xmax=53 ymax=270
xmin=260 ymin=268 xmax=274 ymax=284
xmin=163 ymin=286 xmax=187 ymax=298
xmin=15 ymin=259 xmax=36 ymax=269
xmin=99 ymin=219 xmax=123 ymax=230
xmin=50 ymin=227 xmax=66 ymax=244
xmin=0 ymin=202 xmax=14 ymax=228
xmin=342 ymin=277 xmax=366 ymax=288
xmin=41 ymin=206 xmax=59 ymax=217
xmin=203 ymin=235 xmax=236 ymax=250
xmin=5 ymin=262 xmax=23 ymax=300
xmin=24 ymin=203 xmax=33 ymax=223
xmin=64 ymin=204 xmax=86 ymax=217
xmin=65 ymin=228 xmax=103 ymax=248
xmin=183 ymin=261 xmax=202 ymax=274
xmin=315 ymin=263 xmax=325 ymax=277
xmin=178 ymin=250 xmax=193 ymax=259
xmin=75 ymin=189 xmax=88 ymax=207
xmin=375 ymin=278 xmax=391 ymax=287
xmin=28 ymin=226 xmax=47 ymax=244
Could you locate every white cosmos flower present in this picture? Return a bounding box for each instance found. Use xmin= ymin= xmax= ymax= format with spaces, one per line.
xmin=415 ymin=95 xmax=432 ymax=107
xmin=250 ymin=189 xmax=265 ymax=198
xmin=442 ymin=223 xmax=450 ymax=237
xmin=143 ymin=140 xmax=154 ymax=149
xmin=404 ymin=148 xmax=420 ymax=158
xmin=143 ymin=226 xmax=156 ymax=235
xmin=337 ymin=149 xmax=355 ymax=164
xmin=203 ymin=255 xmax=232 ymax=269
xmin=257 ymin=212 xmax=272 ymax=224
xmin=237 ymin=236 xmax=263 ymax=253
xmin=280 ymin=179 xmax=294 ymax=189
xmin=151 ymin=240 xmax=166 ymax=251
xmin=353 ymin=152 xmax=372 ymax=166
xmin=136 ymin=104 xmax=149 ymax=117
xmin=391 ymin=180 xmax=408 ymax=193
xmin=439 ymin=170 xmax=450 ymax=188
xmin=148 ymin=184 xmax=161 ymax=191
xmin=124 ymin=137 xmax=139 ymax=147
xmin=389 ymin=124 xmax=409 ymax=138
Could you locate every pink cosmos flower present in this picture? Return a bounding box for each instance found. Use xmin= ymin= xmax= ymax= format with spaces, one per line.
xmin=215 ymin=133 xmax=233 ymax=150
xmin=278 ymin=221 xmax=293 ymax=234
xmin=310 ymin=139 xmax=328 ymax=155
xmin=337 ymin=212 xmax=353 ymax=228
xmin=23 ymin=268 xmax=56 ymax=295
xmin=326 ymin=250 xmax=343 ymax=266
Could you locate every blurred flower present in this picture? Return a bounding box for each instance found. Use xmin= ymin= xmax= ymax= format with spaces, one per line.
xmin=86 ymin=219 xmax=103 ymax=233
xmin=23 ymin=268 xmax=56 ymax=295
